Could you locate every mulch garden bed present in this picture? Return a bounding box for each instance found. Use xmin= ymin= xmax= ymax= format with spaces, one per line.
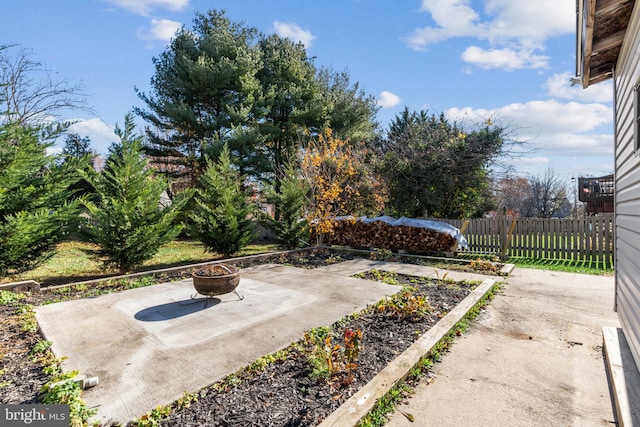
xmin=0 ymin=248 xmax=486 ymax=426
xmin=160 ymin=273 xmax=473 ymax=427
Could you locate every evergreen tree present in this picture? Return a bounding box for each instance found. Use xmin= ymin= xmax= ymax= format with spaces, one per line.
xmin=375 ymin=109 xmax=504 ymax=219
xmin=135 ymin=9 xmax=380 ymax=193
xmin=316 ymin=68 xmax=380 ymax=144
xmin=263 ymin=161 xmax=309 ymax=248
xmin=254 ymin=34 xmax=322 ymax=186
xmin=135 ymin=9 xmax=262 ymax=187
xmin=62 ymin=132 xmax=91 ymax=159
xmin=0 ymin=122 xmax=81 ymax=275
xmin=80 ymin=114 xmax=190 ymax=272
xmin=61 ymin=132 xmax=95 ymax=199
xmin=188 ymin=144 xmax=257 ymax=256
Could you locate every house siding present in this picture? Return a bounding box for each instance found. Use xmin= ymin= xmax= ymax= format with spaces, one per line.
xmin=614 ymin=2 xmax=640 ymax=369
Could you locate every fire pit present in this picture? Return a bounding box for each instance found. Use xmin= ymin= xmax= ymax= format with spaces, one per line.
xmin=192 ymin=264 xmax=243 ymax=302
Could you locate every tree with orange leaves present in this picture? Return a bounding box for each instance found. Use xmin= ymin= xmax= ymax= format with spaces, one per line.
xmin=300 ymin=129 xmax=385 ymax=244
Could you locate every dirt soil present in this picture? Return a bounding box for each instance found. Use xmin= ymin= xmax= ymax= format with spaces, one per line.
xmin=0 ymin=249 xmax=478 ymax=426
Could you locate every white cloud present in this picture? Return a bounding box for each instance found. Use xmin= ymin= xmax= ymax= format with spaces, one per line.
xmin=149 ymin=18 xmax=181 ymax=41
xmin=46 ymin=147 xmax=62 ymax=156
xmin=483 ymin=0 xmax=574 ymax=43
xmin=512 ymin=156 xmax=549 ymax=164
xmin=461 ymin=46 xmax=548 ymax=70
xmin=509 ymin=154 xmax=614 ymax=178
xmin=377 ymin=91 xmax=402 ymax=108
xmin=102 ymin=0 xmax=188 ymax=16
xmin=447 ymin=100 xmax=612 ymax=135
xmin=67 ymin=118 xmax=119 ymax=153
xmin=446 ymin=100 xmax=613 ymax=157
xmin=408 ymin=0 xmax=574 ymax=70
xmin=544 ymin=72 xmax=613 ymax=103
xmin=407 ymin=0 xmax=480 ymax=49
xmin=540 ymin=133 xmax=613 ymax=154
xmin=468 ymin=73 xmax=614 ymax=165
xmin=273 ymin=21 xmax=316 ymax=48
xmin=137 ymin=18 xmax=181 ymax=43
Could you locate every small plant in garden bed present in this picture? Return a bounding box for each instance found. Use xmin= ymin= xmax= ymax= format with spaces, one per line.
xmin=434 ymin=269 xmax=450 ymax=285
xmin=369 ymin=248 xmax=395 ymax=262
xmin=304 ymin=327 xmax=363 ymax=388
xmin=469 ymin=257 xmax=501 ymax=273
xmin=374 ymin=286 xmax=431 ymax=321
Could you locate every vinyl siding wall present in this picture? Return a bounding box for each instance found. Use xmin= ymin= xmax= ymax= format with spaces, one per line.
xmin=613 ymin=2 xmax=640 ymax=370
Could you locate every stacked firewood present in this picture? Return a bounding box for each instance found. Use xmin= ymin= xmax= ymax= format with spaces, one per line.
xmin=319 ymin=217 xmax=459 ymax=253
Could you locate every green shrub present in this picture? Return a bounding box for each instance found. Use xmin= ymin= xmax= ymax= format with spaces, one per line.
xmin=0 ymin=122 xmax=82 ymax=276
xmin=262 ymin=161 xmax=310 ymax=249
xmin=188 ymin=144 xmax=257 ymax=256
xmin=80 ymin=114 xmax=190 ymax=272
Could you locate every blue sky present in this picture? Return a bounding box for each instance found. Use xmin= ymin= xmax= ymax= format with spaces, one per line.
xmin=1 ymin=0 xmax=614 ymax=179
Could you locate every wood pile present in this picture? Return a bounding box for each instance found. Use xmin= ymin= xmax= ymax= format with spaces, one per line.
xmin=319 ymin=217 xmax=459 ymax=253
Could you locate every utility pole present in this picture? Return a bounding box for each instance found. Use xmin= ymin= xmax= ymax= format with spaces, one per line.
xmin=571 ymin=176 xmax=578 ymax=217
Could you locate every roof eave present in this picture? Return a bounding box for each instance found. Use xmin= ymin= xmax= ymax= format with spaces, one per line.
xmin=576 ymin=0 xmax=635 ymax=89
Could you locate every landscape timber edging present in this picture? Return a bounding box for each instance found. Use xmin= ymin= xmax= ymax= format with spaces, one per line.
xmin=13 ymin=246 xmax=510 ymax=294
xmin=0 ymin=280 xmax=40 ymax=293
xmin=37 ymin=247 xmax=315 ymax=293
xmin=602 ymin=326 xmax=640 ymax=426
xmin=318 ymin=278 xmax=497 ymax=427
xmin=500 ymin=263 xmax=516 ymax=275
xmin=333 ymin=246 xmax=512 ymax=276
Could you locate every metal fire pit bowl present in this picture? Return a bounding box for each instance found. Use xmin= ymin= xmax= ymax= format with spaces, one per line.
xmin=191 ymin=264 xmax=243 ymax=304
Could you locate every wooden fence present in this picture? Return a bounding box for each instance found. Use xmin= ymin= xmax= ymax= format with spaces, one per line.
xmin=424 ymin=214 xmax=615 ymax=267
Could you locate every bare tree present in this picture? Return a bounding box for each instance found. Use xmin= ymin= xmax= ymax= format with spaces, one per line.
xmin=493 ymin=175 xmax=531 ymax=216
xmin=0 ymin=45 xmax=92 ymax=127
xmin=522 ymin=168 xmax=571 ymax=218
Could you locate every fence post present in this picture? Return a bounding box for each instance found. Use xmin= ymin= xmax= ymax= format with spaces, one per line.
xmin=459 ymin=220 xmax=470 ymax=235
xmin=500 ymin=216 xmax=517 ymax=260
xmin=498 ymin=214 xmax=506 ymax=261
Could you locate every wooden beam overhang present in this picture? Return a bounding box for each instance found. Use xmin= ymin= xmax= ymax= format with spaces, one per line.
xmin=577 ymin=0 xmax=635 ymax=88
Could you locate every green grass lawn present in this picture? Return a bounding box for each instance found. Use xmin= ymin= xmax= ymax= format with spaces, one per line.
xmin=507 ymin=256 xmax=614 ymax=276
xmin=1 ymin=240 xmax=280 ymax=286
xmin=456 ymin=252 xmax=614 ymax=275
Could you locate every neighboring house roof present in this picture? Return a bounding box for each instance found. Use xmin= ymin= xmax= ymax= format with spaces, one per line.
xmin=576 ymin=0 xmax=636 ymax=88
xmin=146 ymin=155 xmax=190 ymax=175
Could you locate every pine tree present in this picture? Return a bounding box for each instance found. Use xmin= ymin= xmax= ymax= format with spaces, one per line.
xmin=263 ymin=161 xmax=309 ymax=248
xmin=62 ymin=133 xmax=92 ymax=159
xmin=135 ymin=9 xmax=379 ymax=191
xmin=81 ymin=114 xmax=190 ymax=272
xmin=61 ymin=132 xmax=95 ymax=200
xmin=135 ymin=9 xmax=262 ymax=187
xmin=0 ymin=122 xmax=81 ymax=276
xmin=189 ymin=144 xmax=257 ymax=256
